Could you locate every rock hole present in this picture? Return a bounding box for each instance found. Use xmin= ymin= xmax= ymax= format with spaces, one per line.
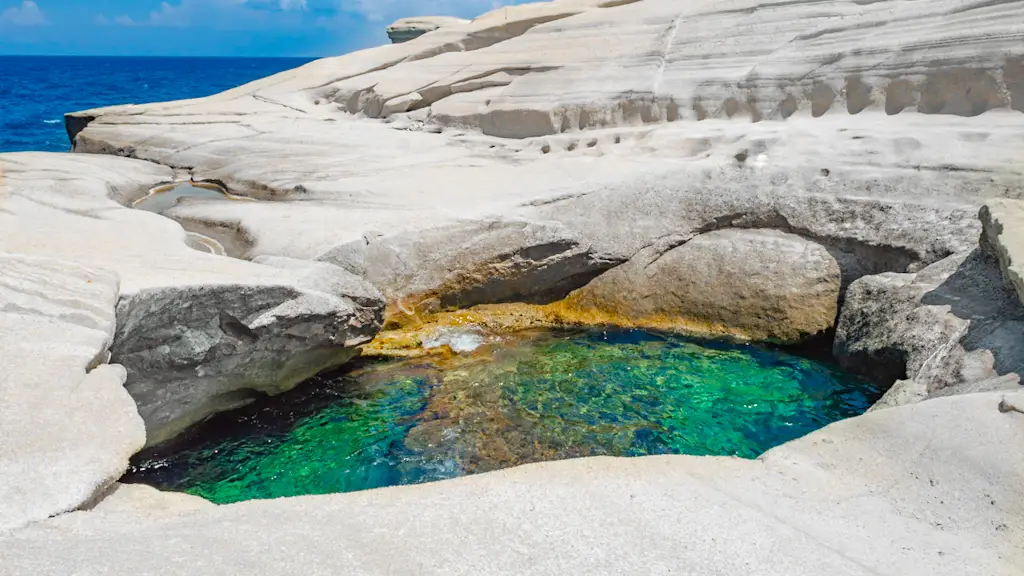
xmin=810 ymin=82 xmax=836 ymax=118
xmin=778 ymin=93 xmax=799 ymax=119
xmin=723 ymin=97 xmax=741 ymax=118
xmin=917 ymin=68 xmax=1004 ymax=117
xmin=845 ymin=75 xmax=873 ymax=114
xmin=885 ymin=79 xmax=917 ymax=115
xmin=693 ymin=99 xmax=709 ymax=121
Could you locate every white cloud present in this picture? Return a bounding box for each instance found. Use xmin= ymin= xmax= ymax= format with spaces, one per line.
xmin=0 ymin=1 xmax=48 ymax=26
xmin=106 ymin=0 xmax=307 ymax=29
xmin=109 ymin=2 xmax=189 ymax=27
xmin=147 ymin=2 xmax=190 ymax=26
xmin=339 ymin=0 xmax=517 ymax=22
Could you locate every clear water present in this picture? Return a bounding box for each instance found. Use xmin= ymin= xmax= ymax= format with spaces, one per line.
xmin=0 ymin=56 xmax=313 ymax=153
xmin=126 ymin=329 xmax=882 ymax=504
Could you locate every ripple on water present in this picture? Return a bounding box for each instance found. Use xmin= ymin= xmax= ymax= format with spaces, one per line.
xmin=125 ymin=329 xmax=883 ymax=504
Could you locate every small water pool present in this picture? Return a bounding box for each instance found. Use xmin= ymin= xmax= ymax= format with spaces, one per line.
xmin=133 ymin=183 xmax=229 ymax=213
xmin=126 ymin=329 xmax=882 ymax=504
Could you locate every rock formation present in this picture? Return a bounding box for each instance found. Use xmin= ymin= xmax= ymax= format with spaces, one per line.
xmin=386 ymin=16 xmax=469 ymax=44
xmin=561 ymin=229 xmax=841 ymax=342
xmin=1 ymin=0 xmax=1022 ymax=572
xmin=981 ymin=198 xmax=1024 ymax=306
xmin=0 ymin=153 xmax=385 ymax=449
xmin=0 ymin=256 xmax=145 ymax=532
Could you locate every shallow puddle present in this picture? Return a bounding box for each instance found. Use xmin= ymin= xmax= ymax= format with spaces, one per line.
xmin=126 ymin=329 xmax=883 ymax=504
xmin=133 ymin=183 xmax=229 ymax=213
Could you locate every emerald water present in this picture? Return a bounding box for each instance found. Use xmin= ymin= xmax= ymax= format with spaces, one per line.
xmin=126 ymin=329 xmax=882 ymax=504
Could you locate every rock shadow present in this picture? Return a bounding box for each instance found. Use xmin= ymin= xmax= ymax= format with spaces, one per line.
xmin=921 ymin=249 xmax=1024 ymax=376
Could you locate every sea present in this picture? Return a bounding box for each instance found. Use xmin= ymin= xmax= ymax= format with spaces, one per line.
xmin=0 ymin=56 xmax=315 ymax=153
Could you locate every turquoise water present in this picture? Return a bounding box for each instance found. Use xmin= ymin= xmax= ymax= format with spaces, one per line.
xmin=126 ymin=329 xmax=882 ymax=504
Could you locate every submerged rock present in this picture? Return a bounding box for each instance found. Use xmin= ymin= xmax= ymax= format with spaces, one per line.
xmin=561 ymin=229 xmax=841 ymax=343
xmin=4 ymin=390 xmax=1022 ymax=574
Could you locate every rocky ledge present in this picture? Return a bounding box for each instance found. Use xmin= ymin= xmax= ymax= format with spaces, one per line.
xmin=1 ymin=0 xmax=1023 ymax=573
xmin=386 ymin=16 xmax=470 ymax=44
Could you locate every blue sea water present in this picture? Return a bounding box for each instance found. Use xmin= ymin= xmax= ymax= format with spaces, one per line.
xmin=0 ymin=56 xmax=314 ymax=153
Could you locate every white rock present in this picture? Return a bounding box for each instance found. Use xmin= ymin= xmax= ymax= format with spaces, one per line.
xmin=0 ymin=153 xmax=385 ymax=447
xmin=0 ymin=255 xmax=145 ymax=533
xmin=386 ymin=16 xmax=469 ymax=44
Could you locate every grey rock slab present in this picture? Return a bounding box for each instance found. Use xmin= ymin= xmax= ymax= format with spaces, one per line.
xmin=317 ymin=219 xmax=617 ymax=314
xmin=834 ymin=249 xmax=1024 ymax=406
xmin=564 ymin=228 xmax=841 ymax=342
xmin=0 ymin=255 xmax=145 ymax=533
xmin=0 ymin=153 xmax=385 ymax=447
xmin=113 ymin=256 xmax=384 ymax=446
xmin=2 ymin=391 xmax=1021 ymax=575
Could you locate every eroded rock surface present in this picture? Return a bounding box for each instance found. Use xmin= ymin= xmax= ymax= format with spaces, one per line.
xmin=318 ymin=219 xmax=617 ymax=321
xmin=60 ymin=1 xmax=1021 ymax=289
xmin=562 ymin=229 xmax=841 ymax=343
xmin=834 ymin=249 xmax=1024 ymax=407
xmin=386 ymin=16 xmax=469 ymax=44
xmin=113 ymin=256 xmax=384 ymax=446
xmin=0 ymin=255 xmax=145 ymax=532
xmin=2 ymin=391 xmax=1021 ymax=575
xmin=0 ymin=153 xmax=385 ymax=447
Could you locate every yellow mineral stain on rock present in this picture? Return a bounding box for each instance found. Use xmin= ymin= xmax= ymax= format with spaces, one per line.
xmin=364 ymin=293 xmax=776 ymax=359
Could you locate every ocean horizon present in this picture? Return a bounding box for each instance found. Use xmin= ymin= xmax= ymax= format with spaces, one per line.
xmin=0 ymin=55 xmax=315 ymax=153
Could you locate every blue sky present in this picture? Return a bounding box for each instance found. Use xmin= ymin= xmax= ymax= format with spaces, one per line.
xmin=0 ymin=0 xmax=525 ymax=56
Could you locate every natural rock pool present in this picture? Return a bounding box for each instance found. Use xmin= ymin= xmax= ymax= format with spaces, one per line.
xmin=126 ymin=329 xmax=883 ymax=504
xmin=133 ymin=183 xmax=229 ymax=213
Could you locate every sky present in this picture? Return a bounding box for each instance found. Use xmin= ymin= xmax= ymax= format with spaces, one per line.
xmin=0 ymin=0 xmax=527 ymax=57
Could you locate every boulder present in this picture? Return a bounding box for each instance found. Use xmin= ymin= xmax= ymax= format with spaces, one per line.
xmin=113 ymin=256 xmax=384 ymax=446
xmin=386 ymin=16 xmax=469 ymax=44
xmin=0 ymin=255 xmax=145 ymax=532
xmin=0 ymin=153 xmax=385 ymax=447
xmin=3 ymin=390 xmax=1021 ymax=575
xmin=834 ymin=249 xmax=1024 ymax=407
xmin=560 ymin=229 xmax=841 ymax=342
xmin=317 ymin=219 xmax=617 ymax=322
